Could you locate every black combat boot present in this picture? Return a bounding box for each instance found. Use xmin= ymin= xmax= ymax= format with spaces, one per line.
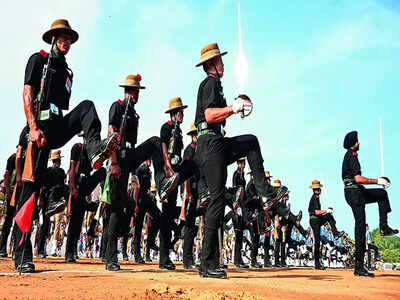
xmin=87 ymin=132 xmax=121 ymax=169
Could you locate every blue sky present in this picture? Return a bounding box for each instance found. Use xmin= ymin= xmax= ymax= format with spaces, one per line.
xmin=1 ymin=0 xmax=399 ymax=237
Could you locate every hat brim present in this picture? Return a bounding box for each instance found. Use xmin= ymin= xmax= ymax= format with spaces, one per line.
xmin=310 ymin=184 xmax=323 ymax=189
xmin=49 ymin=156 xmax=64 ymax=161
xmin=187 ymin=130 xmax=197 ymax=136
xmin=119 ymin=85 xmax=146 ymax=89
xmin=195 ymin=51 xmax=227 ymax=67
xmin=165 ymin=105 xmax=188 ymax=114
xmin=43 ymin=28 xmax=79 ymax=44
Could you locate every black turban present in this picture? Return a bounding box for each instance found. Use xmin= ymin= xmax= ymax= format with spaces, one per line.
xmin=343 ymin=131 xmax=358 ymax=149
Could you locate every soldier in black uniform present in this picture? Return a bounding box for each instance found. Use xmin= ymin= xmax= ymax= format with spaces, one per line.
xmin=65 ymin=138 xmax=106 ymax=262
xmin=159 ymin=97 xmax=198 ymax=270
xmin=194 ymin=43 xmax=287 ymax=278
xmin=132 ymin=160 xmax=161 ymax=263
xmin=0 ymin=153 xmax=17 ymax=257
xmin=104 ymin=75 xmax=179 ymax=271
xmin=36 ymin=150 xmax=69 ymax=257
xmin=230 ymin=158 xmax=249 ymax=269
xmin=308 ymin=180 xmax=344 ymax=270
xmin=181 ymin=124 xmax=202 ymax=270
xmin=0 ymin=127 xmax=30 ymax=257
xmin=342 ymin=131 xmax=398 ymax=277
xmin=15 ymin=19 xmax=120 ymax=273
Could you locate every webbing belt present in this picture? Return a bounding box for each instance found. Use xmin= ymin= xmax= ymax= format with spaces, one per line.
xmin=343 ymin=178 xmax=360 ymax=189
xmin=197 ymin=129 xmax=217 ymax=138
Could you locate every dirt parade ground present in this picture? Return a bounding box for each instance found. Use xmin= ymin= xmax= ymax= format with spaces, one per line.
xmin=0 ymin=258 xmax=398 ymax=299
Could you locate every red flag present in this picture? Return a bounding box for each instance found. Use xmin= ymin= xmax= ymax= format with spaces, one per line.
xmin=14 ymin=192 xmax=35 ymax=246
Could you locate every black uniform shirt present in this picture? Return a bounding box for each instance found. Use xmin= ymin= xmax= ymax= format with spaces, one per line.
xmin=6 ymin=154 xmax=16 ymax=174
xmin=232 ymin=168 xmax=246 ymax=188
xmin=46 ymin=166 xmax=67 ymax=188
xmin=244 ymin=180 xmax=258 ymax=208
xmin=183 ymin=141 xmax=200 ymax=184
xmin=160 ymin=120 xmax=183 ymax=158
xmin=195 ymin=75 xmax=227 ymax=127
xmin=109 ymin=99 xmax=139 ymax=147
xmin=70 ymin=143 xmax=92 ymax=177
xmin=24 ymin=50 xmax=72 ymax=110
xmin=341 ymin=150 xmax=361 ymax=180
xmin=136 ymin=163 xmax=152 ymax=196
xmin=308 ymin=194 xmax=321 ymax=217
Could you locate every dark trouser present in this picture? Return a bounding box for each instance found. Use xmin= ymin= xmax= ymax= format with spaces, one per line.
xmin=36 ymin=212 xmax=50 ymax=256
xmin=158 ymin=160 xmax=196 ymax=267
xmin=0 ymin=202 xmax=16 ymax=254
xmin=159 ymin=190 xmax=180 ymax=266
xmin=249 ymin=220 xmax=260 ymax=264
xmin=65 ymin=168 xmax=105 ymax=259
xmin=310 ymin=214 xmax=338 ymax=267
xmin=182 ymin=197 xmax=198 ymax=265
xmin=100 ymin=213 xmax=109 ymax=259
xmin=198 ymin=134 xmax=276 ymax=269
xmin=367 ymin=244 xmax=379 ymax=268
xmin=14 ymin=100 xmax=102 ymax=268
xmin=133 ymin=195 xmax=160 ymax=259
xmin=147 ymin=214 xmax=159 ymax=249
xmin=263 ymin=233 xmax=271 ymax=264
xmin=344 ymin=188 xmax=391 ymax=265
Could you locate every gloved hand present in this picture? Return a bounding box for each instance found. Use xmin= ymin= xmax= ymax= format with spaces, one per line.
xmin=326 ymin=208 xmax=333 ymax=214
xmin=378 ymin=177 xmax=391 ymax=189
xmin=236 ymin=94 xmax=253 ymax=117
xmin=232 ymin=97 xmax=245 ymax=114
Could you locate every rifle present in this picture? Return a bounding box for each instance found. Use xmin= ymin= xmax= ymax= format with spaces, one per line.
xmin=22 ymin=37 xmax=57 ymax=183
xmin=167 ymin=118 xmax=180 ymax=166
xmin=118 ymin=96 xmax=133 ymax=159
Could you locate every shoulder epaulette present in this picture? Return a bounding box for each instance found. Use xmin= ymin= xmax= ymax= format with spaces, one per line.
xmin=77 ymin=143 xmax=82 ymax=148
xmin=190 ymin=144 xmax=195 ymax=149
xmin=167 ymin=120 xmax=173 ymax=126
xmin=352 ymin=152 xmax=358 ymax=156
xmin=117 ymin=99 xmax=124 ymax=106
xmin=12 ymin=153 xmax=16 ymax=157
xmin=136 ymin=113 xmax=140 ymax=119
xmin=39 ymin=50 xmax=48 ymax=58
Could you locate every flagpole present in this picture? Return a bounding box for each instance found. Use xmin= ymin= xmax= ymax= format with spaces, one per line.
xmin=379 ymin=118 xmax=385 ymax=176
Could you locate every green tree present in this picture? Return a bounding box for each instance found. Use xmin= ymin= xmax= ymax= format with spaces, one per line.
xmin=370 ymin=228 xmax=400 ymax=263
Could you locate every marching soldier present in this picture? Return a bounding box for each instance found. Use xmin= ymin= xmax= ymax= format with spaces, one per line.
xmin=194 ymin=42 xmax=287 ymax=278
xmin=342 ymin=131 xmax=398 ymax=277
xmin=15 ymin=19 xmax=120 ymax=273
xmin=308 ymin=180 xmax=344 ymax=270
xmin=0 ymin=153 xmax=17 ymax=257
xmin=36 ymin=150 xmax=67 ymax=258
xmin=104 ymin=75 xmax=179 ymax=271
xmin=159 ymin=97 xmax=197 ymax=270
xmin=181 ymin=124 xmax=201 ymax=270
xmin=65 ymin=137 xmax=106 ymax=262
xmin=43 ymin=151 xmax=69 ymax=256
xmin=231 ymin=158 xmax=249 ymax=268
xmin=263 ymin=171 xmax=273 ymax=267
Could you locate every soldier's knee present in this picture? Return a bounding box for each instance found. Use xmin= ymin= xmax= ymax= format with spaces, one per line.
xmin=79 ymin=100 xmax=95 ymax=110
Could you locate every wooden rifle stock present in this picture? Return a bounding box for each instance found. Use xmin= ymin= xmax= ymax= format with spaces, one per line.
xmin=10 ymin=185 xmax=18 ymax=207
xmin=22 ymin=142 xmax=35 ymax=182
